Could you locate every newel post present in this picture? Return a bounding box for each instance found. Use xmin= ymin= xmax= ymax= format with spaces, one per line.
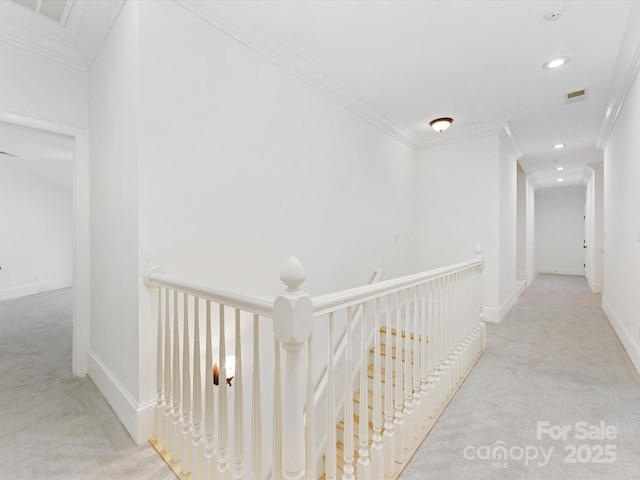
xmin=273 ymin=257 xmax=313 ymax=480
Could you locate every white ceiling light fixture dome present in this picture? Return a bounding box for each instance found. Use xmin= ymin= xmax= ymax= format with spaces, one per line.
xmin=552 ymin=143 xmax=566 ymax=149
xmin=556 ymin=166 xmax=564 ymax=171
xmin=543 ymin=56 xmax=571 ymax=70
xmin=429 ymin=117 xmax=453 ymax=133
xmin=557 ymin=178 xmax=565 ymax=182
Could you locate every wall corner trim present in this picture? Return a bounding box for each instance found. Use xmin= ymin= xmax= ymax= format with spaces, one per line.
xmin=602 ymin=296 xmax=640 ymax=377
xmin=596 ymin=2 xmax=640 ymax=149
xmin=87 ymin=350 xmax=154 ymax=445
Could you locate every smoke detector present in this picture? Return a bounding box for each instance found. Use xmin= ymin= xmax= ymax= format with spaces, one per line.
xmin=545 ymin=7 xmax=565 ymax=21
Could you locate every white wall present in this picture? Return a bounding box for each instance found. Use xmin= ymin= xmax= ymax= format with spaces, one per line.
xmin=415 ymin=132 xmax=520 ymax=323
xmin=88 ymin=0 xmax=143 ymax=441
xmin=516 ymin=163 xmax=526 ymax=281
xmin=0 ymin=41 xmax=87 ymax=128
xmin=584 ymin=162 xmax=604 ymax=292
xmin=0 ymin=159 xmax=72 ymax=301
xmin=535 ymin=186 xmax=585 ymax=275
xmin=498 ymin=136 xmax=519 ymax=318
xmin=602 ymin=55 xmax=640 ymax=375
xmin=525 ymin=175 xmax=536 ymax=285
xmin=88 ymin=0 xmax=417 ymax=446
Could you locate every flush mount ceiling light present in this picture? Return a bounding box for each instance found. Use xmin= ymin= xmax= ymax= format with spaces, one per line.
xmin=552 ymin=144 xmax=566 ymax=149
xmin=556 ymin=166 xmax=565 ymax=171
xmin=429 ymin=117 xmax=453 ymax=133
xmin=543 ymin=56 xmax=571 ymax=70
xmin=557 ymin=178 xmax=565 ymax=182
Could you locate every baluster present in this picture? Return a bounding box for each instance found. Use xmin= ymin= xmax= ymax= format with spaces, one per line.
xmin=192 ymin=297 xmax=204 ymax=479
xmin=305 ymin=333 xmax=316 ymax=480
xmin=325 ymin=313 xmax=337 ymax=480
xmin=273 ymin=338 xmax=282 ymax=480
xmin=164 ymin=289 xmax=173 ymax=456
xmin=403 ymin=289 xmax=413 ymax=451
xmin=426 ymin=280 xmax=437 ymax=419
xmin=393 ymin=291 xmax=404 ymax=463
xmin=172 ymin=290 xmax=182 ymax=463
xmin=181 ymin=293 xmax=193 ymax=475
xmin=156 ymin=287 xmax=164 ymax=449
xmin=234 ymin=309 xmax=245 ymax=479
xmin=252 ymin=315 xmax=263 ymax=480
xmin=357 ymin=303 xmax=371 ymax=479
xmin=343 ymin=306 xmax=355 ymax=480
xmin=204 ymin=301 xmax=216 ymax=478
xmin=382 ymin=294 xmax=395 ymax=478
xmin=419 ymin=284 xmax=429 ymax=427
xmin=218 ymin=305 xmax=231 ymax=478
xmin=412 ymin=286 xmax=421 ymax=437
xmin=370 ymin=297 xmax=383 ymax=479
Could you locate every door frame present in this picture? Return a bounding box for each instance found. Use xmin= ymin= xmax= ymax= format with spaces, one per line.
xmin=0 ymin=110 xmax=90 ymax=376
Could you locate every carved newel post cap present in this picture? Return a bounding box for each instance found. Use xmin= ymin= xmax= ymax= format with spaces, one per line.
xmin=474 ymin=245 xmax=484 ymax=256
xmin=280 ymin=256 xmax=306 ymax=293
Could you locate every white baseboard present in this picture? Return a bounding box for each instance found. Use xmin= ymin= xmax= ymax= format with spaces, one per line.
xmin=0 ymin=283 xmax=38 ymax=301
xmin=586 ymin=275 xmax=603 ymax=294
xmin=527 ymin=271 xmax=538 ymax=286
xmin=483 ymin=281 xmax=526 ymax=324
xmin=0 ymin=279 xmax=72 ymax=302
xmin=39 ymin=278 xmax=72 ymax=293
xmin=602 ymin=297 xmax=640 ymax=377
xmin=536 ymin=267 xmax=585 ymax=276
xmin=483 ymin=306 xmax=500 ymax=323
xmin=87 ymin=349 xmax=155 ymax=445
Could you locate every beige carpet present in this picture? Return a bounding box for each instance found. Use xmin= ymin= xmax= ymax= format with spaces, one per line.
xmin=0 ymin=288 xmax=174 ymax=480
xmin=402 ymin=274 xmax=640 ymax=480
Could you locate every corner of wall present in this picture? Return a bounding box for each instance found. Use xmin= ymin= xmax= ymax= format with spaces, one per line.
xmin=87 ymin=349 xmax=154 ymax=445
xmin=602 ymin=296 xmax=640 ymax=377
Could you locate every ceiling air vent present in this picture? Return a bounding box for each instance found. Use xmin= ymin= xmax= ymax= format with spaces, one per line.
xmin=565 ymin=88 xmax=587 ymax=105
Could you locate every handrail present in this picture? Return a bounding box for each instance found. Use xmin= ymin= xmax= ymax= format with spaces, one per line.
xmin=144 ymin=270 xmax=275 ymax=318
xmin=311 ymin=257 xmax=482 ymax=316
xmin=313 ymin=268 xmax=383 ymax=408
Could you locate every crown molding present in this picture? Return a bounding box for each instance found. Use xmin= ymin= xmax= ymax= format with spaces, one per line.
xmin=0 ymin=28 xmax=84 ymax=69
xmin=0 ymin=0 xmax=125 ymax=72
xmin=416 ymin=119 xmax=515 ymax=151
xmin=498 ymin=122 xmax=523 ymax=160
xmin=173 ymin=0 xmax=419 ymax=149
xmin=596 ymin=2 xmax=640 ymax=149
xmin=77 ymin=0 xmax=126 ymax=70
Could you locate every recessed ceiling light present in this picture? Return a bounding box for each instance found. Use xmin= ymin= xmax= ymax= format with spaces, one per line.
xmin=557 ymin=178 xmax=565 ymax=182
xmin=543 ymin=56 xmax=571 ymax=70
xmin=429 ymin=117 xmax=453 ymax=133
xmin=552 ymin=144 xmax=566 ymax=149
xmin=556 ymin=166 xmax=564 ymax=171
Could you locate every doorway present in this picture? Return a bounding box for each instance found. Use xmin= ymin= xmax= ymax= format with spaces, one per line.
xmin=0 ymin=111 xmax=89 ymax=376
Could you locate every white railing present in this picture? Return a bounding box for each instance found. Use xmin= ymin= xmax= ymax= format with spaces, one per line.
xmin=144 ymin=247 xmax=485 ymax=480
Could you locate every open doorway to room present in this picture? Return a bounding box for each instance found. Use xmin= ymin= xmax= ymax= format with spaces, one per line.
xmin=0 ymin=122 xmax=74 ymax=373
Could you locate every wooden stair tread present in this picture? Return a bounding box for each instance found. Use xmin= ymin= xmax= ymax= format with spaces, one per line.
xmin=370 ymin=344 xmax=415 ymax=361
xmin=380 ymin=326 xmax=427 ymax=342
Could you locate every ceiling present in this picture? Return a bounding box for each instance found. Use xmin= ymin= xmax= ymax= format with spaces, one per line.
xmin=0 ymin=0 xmax=635 ymax=189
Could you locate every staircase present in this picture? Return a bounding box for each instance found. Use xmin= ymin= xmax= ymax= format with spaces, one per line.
xmin=145 ymin=248 xmax=486 ymax=480
xmin=325 ymin=325 xmax=483 ymax=479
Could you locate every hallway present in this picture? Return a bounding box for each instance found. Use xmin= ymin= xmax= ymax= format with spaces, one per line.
xmin=2 ymin=276 xmax=639 ymax=479
xmin=403 ymin=274 xmax=640 ymax=479
xmin=0 ymin=288 xmax=173 ymax=480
